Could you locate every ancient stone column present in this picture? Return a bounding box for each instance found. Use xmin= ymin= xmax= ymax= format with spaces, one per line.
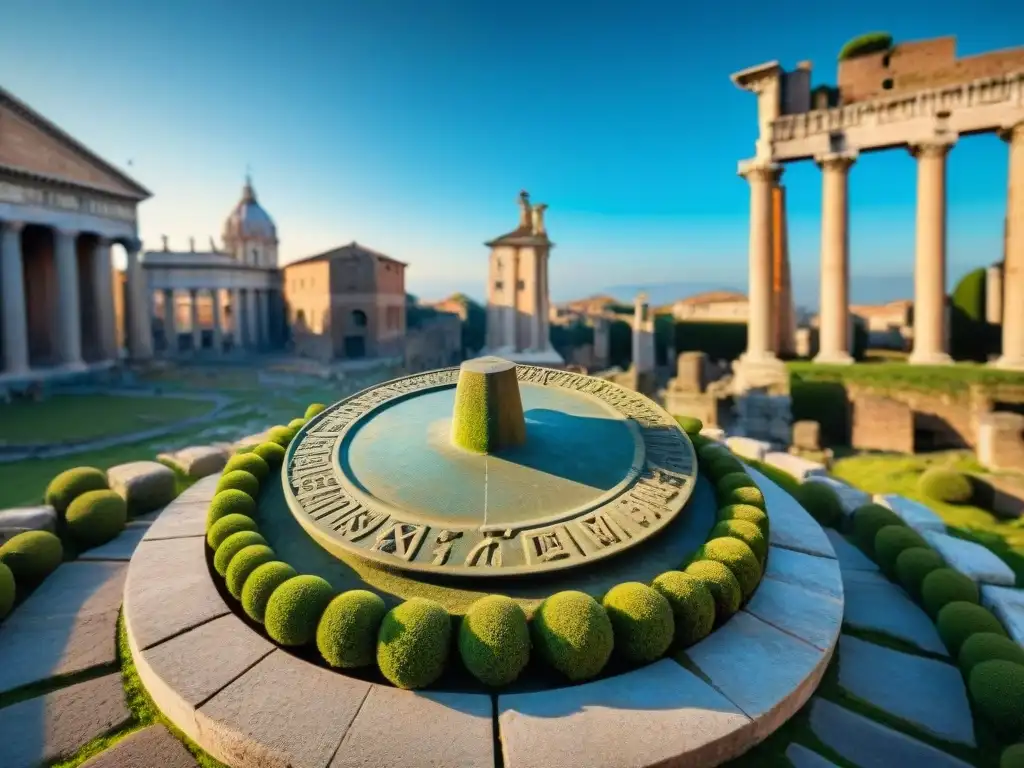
xmin=211 ymin=289 xmax=223 ymax=353
xmin=232 ymin=288 xmax=243 ymax=348
xmin=189 ymin=289 xmax=201 ymax=352
xmin=92 ymin=237 xmax=117 ymax=362
xmin=814 ymin=152 xmax=856 ymax=364
xmin=986 ymin=265 xmax=1003 ymax=326
xmin=908 ymin=140 xmax=954 ymax=366
xmin=994 ymin=122 xmax=1024 ymax=370
xmin=1 ymin=220 xmax=29 ymax=375
xmin=739 ymin=160 xmax=782 ymax=363
xmin=54 ymin=228 xmax=84 ymax=368
xmin=246 ymin=289 xmax=260 ymax=349
xmin=258 ymin=289 xmax=270 ymax=348
xmin=125 ymin=242 xmax=154 ymax=361
xmin=163 ymin=289 xmax=177 ymax=355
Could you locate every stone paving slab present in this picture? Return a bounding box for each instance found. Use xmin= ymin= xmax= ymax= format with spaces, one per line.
xmin=124 ymin=537 xmax=229 ymax=651
xmin=824 ymin=529 xmax=879 ymax=572
xmin=784 ymin=743 xmax=839 ymax=768
xmin=726 ymin=436 xmax=771 ymax=462
xmin=808 ymin=697 xmax=974 ymax=768
xmin=333 ymin=686 xmax=493 ymax=768
xmin=498 ymin=658 xmax=751 ymax=768
xmin=79 ymin=523 xmax=150 ymax=561
xmin=747 ymin=467 xmax=836 ymax=559
xmin=842 ymin=575 xmax=948 ymax=655
xmin=683 ymin=611 xmax=830 ymax=732
xmin=837 ymin=634 xmax=975 ymax=746
xmin=143 ymin=475 xmax=219 ymax=541
xmin=196 ymin=650 xmax=371 ymax=768
xmin=743 ymin=576 xmax=843 ymax=652
xmin=923 ymin=531 xmax=1016 ymax=586
xmin=0 ymin=672 xmax=131 ymax=768
xmin=981 ymin=584 xmax=1024 ymax=645
xmin=81 ymin=724 xmax=198 ymax=768
xmin=840 ymin=567 xmax=892 ymax=590
xmin=0 ymin=561 xmax=126 ymax=693
xmin=763 ymin=546 xmax=843 ymax=601
xmin=874 ymin=493 xmax=947 ymax=532
xmin=804 ymin=476 xmax=870 ymax=516
xmin=157 ymin=445 xmax=228 ymax=480
xmin=763 ymin=452 xmax=827 ymax=481
xmin=0 ymin=505 xmax=56 ymax=533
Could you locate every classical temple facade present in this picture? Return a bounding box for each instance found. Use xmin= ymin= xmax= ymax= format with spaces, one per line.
xmin=141 ymin=178 xmax=283 ymax=355
xmin=731 ymin=34 xmax=1024 ymax=372
xmin=482 ymin=191 xmax=564 ymax=365
xmin=0 ymin=87 xmax=154 ymax=385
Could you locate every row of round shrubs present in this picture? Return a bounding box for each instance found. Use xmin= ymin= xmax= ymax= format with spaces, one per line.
xmin=0 ymin=464 xmax=136 ymax=623
xmin=205 ymin=412 xmax=768 ymax=690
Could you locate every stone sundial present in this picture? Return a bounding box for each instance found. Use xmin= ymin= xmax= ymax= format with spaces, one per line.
xmin=284 ymin=357 xmax=697 ymax=577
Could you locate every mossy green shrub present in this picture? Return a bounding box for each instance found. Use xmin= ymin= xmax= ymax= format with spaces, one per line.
xmin=936 ymin=601 xmax=1007 ymax=656
xmin=958 ymin=632 xmax=1024 ymax=676
xmin=65 ymin=490 xmax=127 ymax=548
xmin=894 ymin=547 xmax=946 ymax=600
xmin=225 ymin=544 xmax=276 ymax=600
xmin=692 ymin=537 xmax=761 ymax=598
xmin=717 ymin=503 xmax=769 ymax=534
xmin=267 ymin=425 xmax=297 ymax=447
xmin=709 ymin=519 xmax=766 ymax=564
xmin=207 ymin=513 xmax=258 ymax=550
xmin=921 ymin=568 xmax=980 ymax=618
xmin=719 ymin=484 xmax=766 ymax=511
xmin=707 ymin=455 xmax=744 ymax=482
xmin=651 ymin=570 xmax=715 ymax=647
xmin=223 ymin=453 xmax=270 ymax=483
xmin=317 ymin=590 xmax=388 ymax=670
xmin=950 ymin=267 xmax=990 ymax=362
xmin=793 ymin=482 xmax=843 ymax=529
xmin=458 ymin=595 xmax=531 ymax=686
xmin=918 ymin=468 xmax=974 ymax=505
xmin=252 ymin=441 xmax=286 ymax=466
xmin=532 ymin=591 xmax=614 ymax=682
xmin=968 ymin=660 xmax=1024 ymax=738
xmin=213 ymin=530 xmax=268 ymax=576
xmin=44 ymin=467 xmax=108 ymax=516
xmin=602 ymin=582 xmax=674 ymax=664
xmin=288 ymin=418 xmax=307 ymax=431
xmin=377 ymin=597 xmax=452 ymax=689
xmin=305 ymin=403 xmax=326 ymax=419
xmin=716 ymin=471 xmax=757 ymax=498
xmin=838 ymin=32 xmax=893 ymax=61
xmin=264 ymin=574 xmax=335 ymax=646
xmin=850 ymin=503 xmax=903 ymax=557
xmin=0 ymin=561 xmax=15 ymax=620
xmin=684 ymin=559 xmax=742 ymax=621
xmin=675 ymin=416 xmax=702 ymax=435
xmin=698 ymin=443 xmax=729 ymax=463
xmin=0 ymin=530 xmax=63 ymax=585
xmin=1002 ymin=744 xmax=1024 ymax=768
xmin=216 ymin=470 xmax=260 ymax=498
xmin=241 ymin=560 xmax=297 ymax=623
xmin=873 ymin=525 xmax=927 ymax=577
xmin=234 ymin=444 xmax=256 ymax=454
xmin=207 ymin=489 xmax=256 ymax=528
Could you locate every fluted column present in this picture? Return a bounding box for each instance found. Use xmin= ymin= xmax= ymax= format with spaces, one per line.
xmin=908 ymin=139 xmax=954 ymax=365
xmin=814 ymin=152 xmax=856 ymax=364
xmin=211 ymin=289 xmax=223 ymax=353
xmin=246 ymin=289 xmax=260 ymax=349
xmin=125 ymin=241 xmax=153 ymax=361
xmin=231 ymin=288 xmax=243 ymax=348
xmin=994 ymin=122 xmax=1024 ymax=370
xmin=190 ymin=289 xmax=201 ymax=352
xmin=54 ymin=228 xmax=84 ymax=368
xmin=163 ymin=289 xmax=177 ymax=355
xmin=258 ymin=288 xmax=270 ymax=348
xmin=1 ymin=221 xmax=29 ymax=375
xmin=739 ymin=160 xmax=782 ymax=363
xmin=92 ymin=237 xmax=117 ymax=362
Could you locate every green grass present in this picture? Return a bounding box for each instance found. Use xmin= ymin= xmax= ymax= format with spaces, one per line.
xmin=831 ymin=450 xmax=1024 ymax=586
xmin=787 ymin=360 xmax=1024 ymax=395
xmin=0 ymin=395 xmax=215 ymax=444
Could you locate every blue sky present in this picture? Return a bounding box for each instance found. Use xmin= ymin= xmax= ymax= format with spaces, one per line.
xmin=0 ymin=0 xmax=1018 ymax=307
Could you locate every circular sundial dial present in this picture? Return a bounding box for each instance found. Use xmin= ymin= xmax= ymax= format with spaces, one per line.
xmin=283 ymin=358 xmax=697 ymax=577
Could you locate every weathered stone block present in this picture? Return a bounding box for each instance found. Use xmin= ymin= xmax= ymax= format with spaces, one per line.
xmin=792 ymin=420 xmax=821 ymax=450
xmin=873 ymin=493 xmax=946 ymax=532
xmin=764 ymin=546 xmax=843 ymax=600
xmin=804 ymin=476 xmax=869 ymax=516
xmin=980 ymin=585 xmax=1024 ymax=645
xmin=851 ymin=394 xmax=914 ymax=453
xmin=977 ymin=411 xmax=1024 ymax=471
xmin=842 ymin=576 xmax=947 ymax=655
xmin=726 ymin=436 xmax=771 ymax=462
xmin=764 ymin=452 xmax=827 ymax=482
xmin=81 ymin=725 xmax=198 ymax=768
xmin=77 ymin=523 xmax=150 ymax=561
xmin=743 ymin=576 xmax=843 ymax=652
xmin=144 ymin=474 xmax=218 ymax=541
xmin=107 ymin=460 xmax=177 ymax=513
xmin=673 ymin=351 xmax=707 ymax=393
xmin=158 ymin=445 xmax=228 ymax=479
xmin=748 ymin=466 xmax=835 ymax=558
xmin=922 ymin=531 xmax=1016 ymax=586
xmin=0 ymin=505 xmax=57 ymax=536
xmin=823 ymin=529 xmax=878 ymax=572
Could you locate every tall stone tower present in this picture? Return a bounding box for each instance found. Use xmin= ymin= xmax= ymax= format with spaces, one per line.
xmin=482 ymin=191 xmax=564 ymax=365
xmin=632 ymin=292 xmax=656 ymax=375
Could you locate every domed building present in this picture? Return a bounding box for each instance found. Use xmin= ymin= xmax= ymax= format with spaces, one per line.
xmin=221 ymin=176 xmax=278 ymax=269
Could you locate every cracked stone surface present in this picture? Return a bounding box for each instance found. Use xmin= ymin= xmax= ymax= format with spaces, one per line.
xmin=842 ymin=573 xmax=947 ymax=655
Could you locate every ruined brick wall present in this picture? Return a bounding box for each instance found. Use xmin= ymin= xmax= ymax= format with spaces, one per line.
xmin=851 ymin=393 xmax=915 ymax=453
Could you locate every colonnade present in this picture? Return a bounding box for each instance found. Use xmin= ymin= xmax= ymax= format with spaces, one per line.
xmin=740 ymin=120 xmax=1024 ymax=370
xmin=158 ymin=286 xmax=275 ymax=355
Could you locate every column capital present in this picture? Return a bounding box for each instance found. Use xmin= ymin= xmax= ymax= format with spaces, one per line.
xmin=997 ymin=121 xmax=1024 ymax=143
xmin=1 ymin=220 xmax=26 ymax=235
xmin=909 ymin=138 xmax=956 ymax=159
xmin=95 ymin=235 xmax=112 ymax=248
xmin=815 ymin=151 xmax=858 ymax=171
xmin=122 ymin=237 xmax=142 ymax=255
xmin=54 ymin=226 xmax=78 ymax=239
xmin=738 ymin=159 xmax=783 ymax=184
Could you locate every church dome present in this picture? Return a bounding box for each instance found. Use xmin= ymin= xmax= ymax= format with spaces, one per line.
xmin=223 ymin=175 xmax=276 ymax=242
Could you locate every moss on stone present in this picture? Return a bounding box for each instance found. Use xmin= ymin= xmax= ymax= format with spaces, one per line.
xmin=651 ymin=570 xmax=715 ymax=647
xmin=793 ymin=482 xmax=844 ymax=529
xmin=719 ymin=484 xmax=766 ymax=511
xmin=918 ymin=467 xmax=974 ymax=505
xmin=450 ymin=358 xmax=525 ymax=453
xmin=223 ymin=452 xmax=270 ymax=483
xmin=532 ymin=590 xmax=614 ymax=682
xmin=458 ymin=594 xmax=531 ymax=687
xmin=252 ymin=441 xmax=286 ymax=466
xmin=968 ymin=660 xmax=1024 ymax=738
xmin=921 ymin=568 xmax=980 ymax=618
xmin=850 ymin=503 xmax=903 ymax=557
xmin=224 ymin=544 xmax=276 ymax=600
xmin=0 ymin=561 xmax=15 ymax=621
xmin=213 ymin=530 xmax=267 ymax=576
xmin=936 ymin=601 xmax=1007 ymax=656
xmin=958 ymin=632 xmax=1024 ymax=676
xmin=264 ymin=574 xmax=335 ymax=646
xmin=894 ymin=547 xmax=946 ymax=600
xmin=240 ymin=560 xmax=297 ymax=623
xmin=709 ymin=518 xmax=767 ymax=564
xmin=0 ymin=530 xmax=63 ymax=585
xmin=216 ymin=469 xmax=260 ymax=498
xmin=675 ymin=416 xmax=703 ymax=435
xmin=692 ymin=537 xmax=762 ymax=598
xmin=707 ymin=455 xmax=744 ymax=481
xmin=317 ymin=590 xmax=388 ymax=670
xmin=206 ymin=513 xmax=258 ymax=550
xmin=1002 ymin=744 xmax=1024 ymax=768
xmin=65 ymin=489 xmax=127 ymax=548
xmin=602 ymin=582 xmax=674 ymax=664
xmin=873 ymin=525 xmax=927 ymax=577
xmin=716 ymin=472 xmax=757 ymax=500
xmin=377 ymin=597 xmax=452 ymax=689
xmin=683 ymin=559 xmax=742 ymax=621
xmin=288 ymin=418 xmax=307 ymax=430
xmin=44 ymin=466 xmax=108 ymax=516
xmin=207 ymin=489 xmax=256 ymax=529
xmin=305 ymin=403 xmax=326 ymax=419
xmin=717 ymin=503 xmax=769 ymax=534
xmin=267 ymin=425 xmax=297 ymax=447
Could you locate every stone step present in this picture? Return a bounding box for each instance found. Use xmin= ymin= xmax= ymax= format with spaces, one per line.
xmin=763 ymin=452 xmax=827 ymax=482
xmin=922 ymin=531 xmax=1016 ymax=586
xmin=981 ymin=584 xmax=1024 ymax=646
xmin=841 ymin=572 xmax=948 ymax=656
xmin=81 ymin=725 xmax=197 ymax=768
xmin=725 ymin=436 xmax=771 ymax=462
xmin=824 ymin=529 xmax=879 ymax=572
xmin=805 ymin=476 xmax=870 ymax=516
xmin=874 ymin=493 xmax=946 ymax=533
xmin=784 ymin=743 xmax=839 ymax=768
xmin=78 ymin=523 xmax=150 ymax=561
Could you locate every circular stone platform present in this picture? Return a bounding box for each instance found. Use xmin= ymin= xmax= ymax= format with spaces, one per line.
xmin=284 ymin=364 xmax=697 ymax=577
